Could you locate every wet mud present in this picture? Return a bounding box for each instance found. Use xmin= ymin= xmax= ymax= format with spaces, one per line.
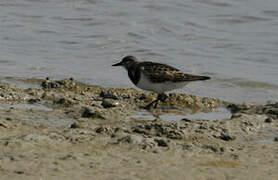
xmin=0 ymin=77 xmax=277 ymax=180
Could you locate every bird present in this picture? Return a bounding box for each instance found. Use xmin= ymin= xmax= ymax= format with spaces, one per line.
xmin=112 ymin=55 xmax=210 ymax=109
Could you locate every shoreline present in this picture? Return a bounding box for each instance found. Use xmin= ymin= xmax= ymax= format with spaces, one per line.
xmin=0 ymin=77 xmax=277 ymax=179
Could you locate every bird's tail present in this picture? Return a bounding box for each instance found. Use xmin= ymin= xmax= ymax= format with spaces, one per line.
xmin=198 ymin=76 xmax=210 ymax=81
xmin=185 ymin=75 xmax=211 ymax=81
xmin=174 ymin=73 xmax=211 ymax=82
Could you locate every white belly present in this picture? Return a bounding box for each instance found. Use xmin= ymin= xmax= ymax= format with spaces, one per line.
xmin=135 ymin=72 xmax=188 ymax=94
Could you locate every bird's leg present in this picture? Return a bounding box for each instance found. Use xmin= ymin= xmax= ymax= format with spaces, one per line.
xmin=153 ymin=93 xmax=168 ymax=108
xmin=153 ymin=99 xmax=159 ymax=109
xmin=144 ymin=93 xmax=168 ymax=109
xmin=144 ymin=99 xmax=158 ymax=110
xmin=157 ymin=93 xmax=168 ymax=102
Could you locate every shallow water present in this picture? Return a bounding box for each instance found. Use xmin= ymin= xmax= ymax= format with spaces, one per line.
xmin=131 ymin=107 xmax=231 ymax=121
xmin=0 ymin=103 xmax=52 ymax=111
xmin=1 ymin=77 xmax=42 ymax=89
xmin=183 ymin=107 xmax=231 ymax=120
xmin=1 ymin=0 xmax=278 ymax=103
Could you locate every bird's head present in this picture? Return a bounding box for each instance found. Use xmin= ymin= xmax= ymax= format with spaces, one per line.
xmin=112 ymin=55 xmax=138 ymax=70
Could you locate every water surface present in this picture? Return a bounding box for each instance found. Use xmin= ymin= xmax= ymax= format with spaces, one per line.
xmin=1 ymin=0 xmax=278 ymax=103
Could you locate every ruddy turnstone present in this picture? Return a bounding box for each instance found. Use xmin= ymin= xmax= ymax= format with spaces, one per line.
xmin=112 ymin=55 xmax=210 ymax=109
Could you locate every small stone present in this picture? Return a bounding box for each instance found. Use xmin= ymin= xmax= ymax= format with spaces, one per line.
xmin=56 ymin=98 xmax=66 ymax=104
xmin=219 ymin=133 xmax=235 ymax=141
xmin=117 ymin=136 xmax=132 ymax=144
xmin=166 ymin=131 xmax=182 ymax=140
xmin=152 ymin=150 xmax=159 ymax=153
xmin=6 ymin=117 xmax=12 ymax=121
xmin=81 ymin=108 xmax=104 ymax=119
xmin=132 ymin=128 xmax=145 ymax=134
xmin=219 ymin=147 xmax=225 ymax=152
xmin=203 ymin=145 xmax=218 ymax=152
xmin=100 ymin=91 xmax=118 ymax=100
xmin=121 ymin=94 xmax=130 ymax=99
xmin=227 ymin=104 xmax=245 ymax=113
xmin=154 ymin=139 xmax=168 ymax=147
xmin=231 ymin=113 xmax=242 ymax=119
xmin=0 ymin=123 xmax=7 ymax=128
xmin=101 ymin=100 xmax=116 ymax=108
xmin=69 ymin=122 xmax=81 ymax=129
xmin=95 ymin=127 xmax=104 ymax=133
xmin=274 ymin=137 xmax=278 ymax=142
xmin=182 ymin=143 xmax=193 ymax=151
xmin=137 ymin=94 xmax=147 ymax=100
xmin=54 ymin=98 xmax=74 ymax=107
xmin=28 ymin=98 xmax=40 ymax=104
xmin=59 ymin=154 xmax=76 ymax=160
xmin=181 ymin=118 xmax=192 ymax=122
xmin=266 ymin=108 xmax=278 ymax=115
xmin=14 ymin=170 xmax=24 ymax=174
xmin=41 ymin=81 xmax=59 ymax=89
xmin=264 ymin=118 xmax=273 ymax=123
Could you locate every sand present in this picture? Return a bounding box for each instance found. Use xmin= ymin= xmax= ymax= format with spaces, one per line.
xmin=0 ymin=77 xmax=277 ymax=180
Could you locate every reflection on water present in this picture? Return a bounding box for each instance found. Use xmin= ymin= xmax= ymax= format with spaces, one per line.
xmin=0 ymin=103 xmax=52 ymax=111
xmin=256 ymin=138 xmax=276 ymax=144
xmin=183 ymin=107 xmax=231 ymax=121
xmin=131 ymin=107 xmax=231 ymax=121
xmin=1 ymin=77 xmax=42 ymax=89
xmin=1 ymin=0 xmax=278 ymax=103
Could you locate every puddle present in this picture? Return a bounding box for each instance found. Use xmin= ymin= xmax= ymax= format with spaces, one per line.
xmin=184 ymin=107 xmax=232 ymax=121
xmin=252 ymin=129 xmax=278 ymax=144
xmin=131 ymin=107 xmax=232 ymax=121
xmin=160 ymin=114 xmax=189 ymax=121
xmin=0 ymin=103 xmax=71 ymax=127
xmin=1 ymin=78 xmax=42 ymax=89
xmin=131 ymin=111 xmax=186 ymax=121
xmin=0 ymin=103 xmax=53 ymax=111
xmin=256 ymin=138 xmax=276 ymax=144
xmin=131 ymin=111 xmax=156 ymax=121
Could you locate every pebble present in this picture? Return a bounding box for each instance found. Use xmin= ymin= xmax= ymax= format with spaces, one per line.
xmin=69 ymin=122 xmax=81 ymax=129
xmin=95 ymin=127 xmax=104 ymax=133
xmin=137 ymin=94 xmax=147 ymax=100
xmin=154 ymin=139 xmax=168 ymax=147
xmin=219 ymin=133 xmax=236 ymax=141
xmin=121 ymin=94 xmax=130 ymax=99
xmin=14 ymin=170 xmax=24 ymax=174
xmin=81 ymin=107 xmax=104 ymax=119
xmin=231 ymin=113 xmax=242 ymax=119
xmin=101 ymin=100 xmax=116 ymax=108
xmin=264 ymin=118 xmax=273 ymax=123
xmin=100 ymin=91 xmax=118 ymax=100
xmin=41 ymin=81 xmax=59 ymax=89
xmin=28 ymin=98 xmax=41 ymax=104
xmin=266 ymin=108 xmax=278 ymax=115
xmin=181 ymin=118 xmax=192 ymax=122
xmin=117 ymin=136 xmax=132 ymax=144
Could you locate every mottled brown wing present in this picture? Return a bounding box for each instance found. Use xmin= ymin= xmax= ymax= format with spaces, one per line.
xmin=139 ymin=61 xmax=210 ymax=83
xmin=138 ymin=62 xmax=177 ymax=83
xmin=172 ymin=73 xmax=210 ymax=82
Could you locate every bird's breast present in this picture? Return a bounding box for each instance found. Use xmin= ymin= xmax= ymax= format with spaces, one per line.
xmin=135 ymin=72 xmax=188 ymax=94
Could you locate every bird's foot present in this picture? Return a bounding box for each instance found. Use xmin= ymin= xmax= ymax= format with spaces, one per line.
xmin=157 ymin=93 xmax=168 ymax=102
xmin=144 ymin=100 xmax=158 ymax=110
xmin=143 ymin=94 xmax=168 ymax=110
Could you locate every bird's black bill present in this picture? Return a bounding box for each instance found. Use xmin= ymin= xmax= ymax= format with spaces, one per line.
xmin=112 ymin=61 xmax=123 ymax=66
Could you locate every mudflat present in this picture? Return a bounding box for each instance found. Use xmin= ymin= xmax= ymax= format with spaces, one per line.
xmin=0 ymin=78 xmax=277 ymax=180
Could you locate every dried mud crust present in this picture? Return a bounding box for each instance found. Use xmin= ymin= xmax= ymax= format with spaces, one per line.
xmin=0 ymin=78 xmax=277 ymax=180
